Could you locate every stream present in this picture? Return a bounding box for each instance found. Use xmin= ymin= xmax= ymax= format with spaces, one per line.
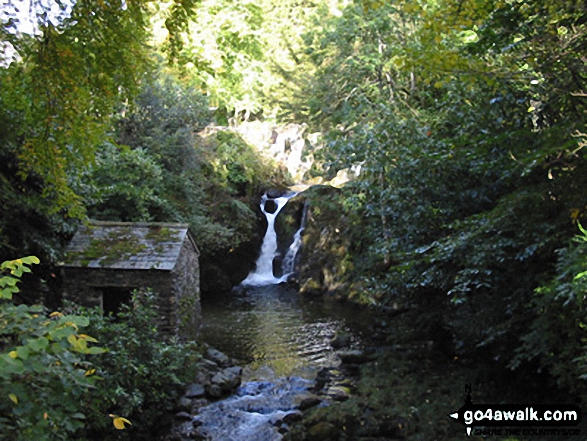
xmin=195 ymin=191 xmax=369 ymax=440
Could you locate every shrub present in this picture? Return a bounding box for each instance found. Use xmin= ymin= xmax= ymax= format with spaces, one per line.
xmin=0 ymin=257 xmax=106 ymax=440
xmin=0 ymin=258 xmax=201 ymax=440
xmin=71 ymin=290 xmax=201 ymax=440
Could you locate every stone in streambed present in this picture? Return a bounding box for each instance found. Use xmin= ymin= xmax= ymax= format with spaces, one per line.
xmin=190 ymin=398 xmax=209 ymax=413
xmin=174 ymin=411 xmax=192 ymax=421
xmin=211 ymin=366 xmax=242 ymax=392
xmin=184 ymin=383 xmax=206 ymax=398
xmin=324 ymin=385 xmax=351 ymax=401
xmin=176 ymin=397 xmax=193 ymax=412
xmin=205 ymin=348 xmax=231 ymax=366
xmin=205 ymin=383 xmax=223 ymax=398
xmin=297 ymin=396 xmax=321 ymax=411
xmin=282 ymin=411 xmax=304 ymax=425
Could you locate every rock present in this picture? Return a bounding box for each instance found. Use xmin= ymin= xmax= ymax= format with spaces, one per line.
xmin=205 ymin=383 xmax=223 ymax=398
xmin=298 ymin=396 xmax=321 ymax=411
xmin=324 ymin=385 xmax=351 ymax=401
xmin=307 ymin=422 xmax=340 ymax=441
xmin=266 ymin=188 xmax=286 ymax=198
xmin=205 ymin=348 xmax=230 ymax=366
xmin=282 ymin=412 xmax=303 ymax=425
xmin=336 ymin=349 xmax=371 ymax=364
xmin=211 ymin=366 xmax=242 ymax=391
xmin=329 ymin=331 xmax=352 ymax=349
xmin=194 ymin=371 xmax=211 ymax=389
xmin=176 ymin=397 xmax=193 ymax=412
xmin=175 ymin=411 xmax=192 ymax=421
xmin=315 ymin=367 xmax=338 ymax=383
xmin=190 ymin=398 xmax=209 ymax=413
xmin=184 ymin=383 xmax=206 ymax=398
xmin=199 ymin=358 xmax=218 ymax=371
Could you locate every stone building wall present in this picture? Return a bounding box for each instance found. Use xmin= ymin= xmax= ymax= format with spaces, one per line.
xmin=170 ymin=238 xmax=201 ymax=341
xmin=61 ymin=268 xmax=170 ymax=308
xmin=61 ymin=264 xmax=197 ymax=338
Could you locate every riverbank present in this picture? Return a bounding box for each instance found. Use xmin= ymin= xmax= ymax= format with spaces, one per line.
xmin=283 ymin=309 xmax=585 ymax=441
xmin=161 ymin=289 xmax=584 ymax=441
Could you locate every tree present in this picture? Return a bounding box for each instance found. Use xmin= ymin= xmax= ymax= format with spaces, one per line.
xmin=0 ymin=0 xmax=199 ymax=218
xmin=286 ymin=0 xmax=587 ymax=390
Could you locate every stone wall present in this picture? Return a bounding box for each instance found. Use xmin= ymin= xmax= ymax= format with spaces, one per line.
xmin=61 ymin=268 xmax=169 ymax=307
xmin=61 ymin=257 xmax=199 ymax=339
xmin=171 ymin=238 xmax=201 ymax=341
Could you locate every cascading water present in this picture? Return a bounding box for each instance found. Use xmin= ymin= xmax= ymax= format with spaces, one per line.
xmin=193 ymin=191 xmax=365 ymax=440
xmin=242 ymin=191 xmax=305 ymax=286
xmin=280 ymin=200 xmax=307 ymax=277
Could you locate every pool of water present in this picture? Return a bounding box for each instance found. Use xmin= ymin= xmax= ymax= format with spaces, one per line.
xmin=196 ymin=283 xmax=368 ymax=440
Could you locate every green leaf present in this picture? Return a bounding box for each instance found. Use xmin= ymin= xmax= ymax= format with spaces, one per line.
xmin=28 ymin=337 xmax=49 ymax=352
xmin=21 ymin=256 xmax=40 ymax=265
xmin=86 ymin=346 xmax=108 ymax=355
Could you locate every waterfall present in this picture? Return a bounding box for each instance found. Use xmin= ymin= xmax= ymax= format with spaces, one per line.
xmin=241 ymin=191 xmax=303 ymax=286
xmin=280 ymin=200 xmax=308 ymax=277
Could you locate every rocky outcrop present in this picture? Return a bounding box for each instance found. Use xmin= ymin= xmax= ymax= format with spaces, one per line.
xmin=296 ymin=185 xmax=355 ymax=296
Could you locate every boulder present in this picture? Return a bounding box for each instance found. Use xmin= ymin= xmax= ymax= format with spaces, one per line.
xmin=324 ymin=385 xmax=351 ymax=401
xmin=199 ymin=358 xmax=218 ymax=371
xmin=175 ymin=411 xmax=192 ymax=421
xmin=205 ymin=348 xmax=231 ymax=366
xmin=184 ymin=383 xmax=206 ymax=399
xmin=282 ymin=412 xmax=304 ymax=425
xmin=205 ymin=383 xmax=223 ymax=398
xmin=176 ymin=397 xmax=193 ymax=412
xmin=211 ymin=366 xmax=242 ymax=391
xmin=297 ymin=396 xmax=321 ymax=411
xmin=190 ymin=398 xmax=209 ymax=413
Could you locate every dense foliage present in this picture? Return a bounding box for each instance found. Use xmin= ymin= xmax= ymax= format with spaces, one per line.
xmin=0 ymin=257 xmax=105 ymax=439
xmin=2 ymin=0 xmax=587 ymax=434
xmin=289 ymin=0 xmax=587 ymax=393
xmin=82 ymin=74 xmax=278 ymax=256
xmin=1 ymin=258 xmax=199 ymax=440
xmin=69 ymin=290 xmax=200 ymax=440
xmin=0 ymin=1 xmax=286 ymax=268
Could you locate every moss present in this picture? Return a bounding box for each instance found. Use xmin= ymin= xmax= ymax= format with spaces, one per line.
xmin=72 ymin=228 xmax=148 ymax=267
xmin=145 ymin=226 xmax=175 ymax=243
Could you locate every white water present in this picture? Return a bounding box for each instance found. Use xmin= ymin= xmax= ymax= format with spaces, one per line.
xmin=241 ymin=192 xmax=302 ymax=286
xmin=194 ymin=376 xmax=313 ymax=440
xmin=193 ymin=191 xmax=367 ymax=441
xmin=198 ymin=284 xmax=367 ymax=441
xmin=280 ymin=201 xmax=307 ymax=276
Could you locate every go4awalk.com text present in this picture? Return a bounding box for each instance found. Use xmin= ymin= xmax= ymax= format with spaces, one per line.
xmin=448 ymin=385 xmax=581 ymax=437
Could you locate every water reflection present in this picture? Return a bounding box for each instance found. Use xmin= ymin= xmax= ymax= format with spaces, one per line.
xmin=201 ymin=284 xmax=363 ymax=379
xmin=197 ymin=284 xmax=368 ymax=440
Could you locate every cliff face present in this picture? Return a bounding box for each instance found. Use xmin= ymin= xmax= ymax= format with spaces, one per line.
xmin=296 ymin=185 xmax=356 ymax=297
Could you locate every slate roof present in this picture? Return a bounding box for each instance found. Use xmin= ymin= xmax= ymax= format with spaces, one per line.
xmin=61 ymin=221 xmax=199 ymax=270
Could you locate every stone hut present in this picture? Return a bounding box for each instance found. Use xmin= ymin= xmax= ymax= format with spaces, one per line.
xmin=60 ymin=221 xmax=200 ymax=340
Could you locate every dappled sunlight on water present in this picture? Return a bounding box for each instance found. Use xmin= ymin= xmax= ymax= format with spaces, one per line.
xmin=201 ymin=284 xmax=364 ymax=379
xmin=197 ymin=284 xmax=369 ymax=440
